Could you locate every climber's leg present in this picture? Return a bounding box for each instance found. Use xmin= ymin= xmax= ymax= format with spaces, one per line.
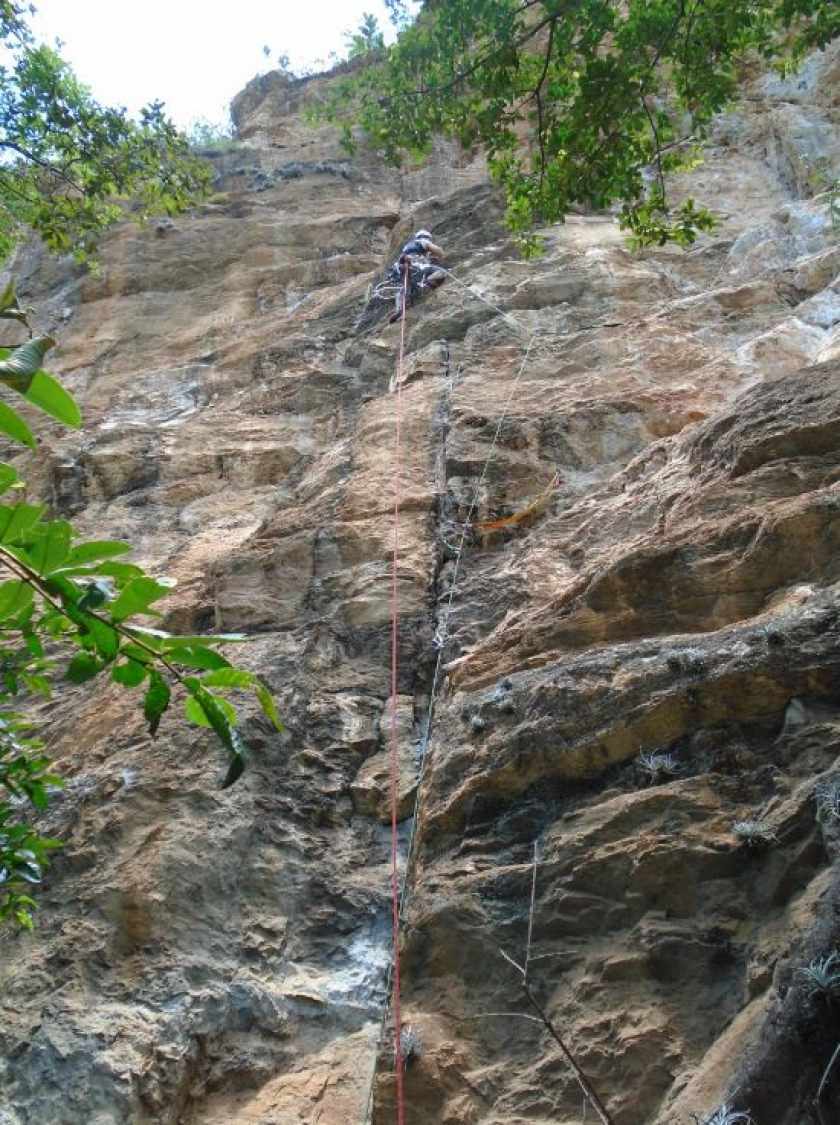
xmin=389 ymin=290 xmax=404 ymax=323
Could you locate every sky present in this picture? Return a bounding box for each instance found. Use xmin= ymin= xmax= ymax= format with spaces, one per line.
xmin=27 ymin=1 xmax=414 ymax=132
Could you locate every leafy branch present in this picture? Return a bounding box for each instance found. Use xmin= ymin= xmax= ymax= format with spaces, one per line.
xmin=0 ymin=19 xmax=211 ymax=264
xmin=323 ymin=0 xmax=839 ymax=251
xmin=0 ymin=286 xmax=281 ymax=928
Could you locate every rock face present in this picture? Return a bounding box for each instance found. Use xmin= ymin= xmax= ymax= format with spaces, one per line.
xmin=2 ymin=44 xmax=840 ymax=1125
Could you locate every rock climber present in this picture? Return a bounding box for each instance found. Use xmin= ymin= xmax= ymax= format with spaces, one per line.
xmin=388 ymin=228 xmax=445 ymax=322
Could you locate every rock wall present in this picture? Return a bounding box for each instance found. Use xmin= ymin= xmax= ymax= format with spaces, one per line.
xmin=1 ymin=46 xmax=840 ymax=1125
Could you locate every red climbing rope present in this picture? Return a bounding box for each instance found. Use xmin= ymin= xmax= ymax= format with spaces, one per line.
xmin=389 ymin=260 xmax=410 ymax=1125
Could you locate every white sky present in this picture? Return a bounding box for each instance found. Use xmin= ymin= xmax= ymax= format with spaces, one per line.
xmin=28 ymin=1 xmax=412 ymax=131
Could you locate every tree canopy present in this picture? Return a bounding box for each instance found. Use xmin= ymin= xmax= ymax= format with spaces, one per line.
xmin=333 ymin=0 xmax=839 ymax=249
xmin=0 ymin=0 xmax=209 ymax=263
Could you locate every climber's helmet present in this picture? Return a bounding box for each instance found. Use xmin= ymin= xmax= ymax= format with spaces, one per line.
xmin=414 ymin=229 xmax=433 ymax=241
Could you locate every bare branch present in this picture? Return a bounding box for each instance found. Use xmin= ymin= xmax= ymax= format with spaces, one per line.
xmin=521 ymin=980 xmax=615 ymax=1125
xmin=816 ymin=1037 xmax=840 ymax=1103
xmin=498 ymin=945 xmax=526 ymax=977
xmin=524 ymin=837 xmax=539 ymax=978
xmin=641 ymin=96 xmax=666 ymax=199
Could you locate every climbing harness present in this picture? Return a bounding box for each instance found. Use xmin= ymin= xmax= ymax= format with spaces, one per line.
xmin=355 ymin=260 xmax=432 ymax=333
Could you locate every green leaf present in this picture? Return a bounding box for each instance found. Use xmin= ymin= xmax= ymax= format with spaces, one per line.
xmin=59 ymin=560 xmax=144 ymax=582
xmin=0 ymin=283 xmax=29 ymax=324
xmin=108 ymin=576 xmax=174 ymax=622
xmin=20 ymin=369 xmax=81 ymax=428
xmin=198 ymin=668 xmax=256 ymax=689
xmin=0 ymin=503 xmax=45 ymax=544
xmin=85 ymin=616 xmax=120 ymax=660
xmin=257 ymin=682 xmax=283 ymax=732
xmin=21 ymin=520 xmax=72 ymax=575
xmin=143 ymin=671 xmax=170 ymax=737
xmin=0 ymin=337 xmax=55 ymax=390
xmin=0 ymin=401 xmax=35 ymax=448
xmin=183 ymin=683 xmax=245 ymax=791
xmin=111 ymin=660 xmax=147 ymax=687
xmin=184 ymin=690 xmax=238 ymax=729
xmin=166 ymin=645 xmax=231 ymax=672
xmin=61 ymin=540 xmax=131 ymax=567
xmin=121 ymin=624 xmax=167 ymax=651
xmin=221 ymin=752 xmax=245 ymax=788
xmin=159 ymin=632 xmax=248 ymax=648
xmin=66 ymin=652 xmax=105 ymax=683
xmin=77 ymin=579 xmax=112 ymax=611
xmin=0 ymin=580 xmax=33 ymax=618
xmin=21 ymin=674 xmax=50 ymax=697
xmin=0 ymin=463 xmax=20 ymax=493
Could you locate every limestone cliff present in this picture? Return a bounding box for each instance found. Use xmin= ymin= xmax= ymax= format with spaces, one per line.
xmin=1 ymin=46 xmax=840 ymax=1125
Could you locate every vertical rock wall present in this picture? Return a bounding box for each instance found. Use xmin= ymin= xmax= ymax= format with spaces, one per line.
xmin=1 ymin=46 xmax=840 ymax=1125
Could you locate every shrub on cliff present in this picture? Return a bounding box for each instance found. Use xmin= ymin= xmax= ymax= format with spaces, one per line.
xmin=328 ymin=0 xmax=839 ymax=251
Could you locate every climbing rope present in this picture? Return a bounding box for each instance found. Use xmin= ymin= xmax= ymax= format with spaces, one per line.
xmin=363 ymin=263 xmax=544 ymax=1125
xmin=437 ymin=265 xmax=526 ymax=333
xmin=388 ymin=260 xmax=410 ymax=1125
xmin=399 ymin=329 xmax=536 ymax=926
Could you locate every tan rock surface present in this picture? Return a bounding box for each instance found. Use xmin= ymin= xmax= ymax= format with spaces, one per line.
xmin=1 ymin=44 xmax=840 ymax=1125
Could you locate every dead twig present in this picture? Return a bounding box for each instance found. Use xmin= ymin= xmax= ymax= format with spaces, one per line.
xmin=495 ymin=842 xmax=616 ymax=1125
xmin=816 ymin=1037 xmax=840 ymax=1104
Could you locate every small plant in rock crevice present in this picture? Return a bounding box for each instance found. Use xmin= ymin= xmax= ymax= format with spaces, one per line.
xmin=637 ymin=749 xmax=682 ymax=784
xmin=693 ymin=1103 xmax=755 ymax=1125
xmin=797 ymin=951 xmax=840 ymax=1001
xmin=732 ymin=819 xmax=778 ymax=849
xmin=394 ymin=1024 xmax=420 ymax=1068
xmin=815 ymin=777 xmax=840 ymax=824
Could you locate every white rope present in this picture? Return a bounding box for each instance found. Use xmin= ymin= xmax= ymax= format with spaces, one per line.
xmin=398 ymin=329 xmax=535 ymax=923
xmin=437 ymin=265 xmax=528 ymax=335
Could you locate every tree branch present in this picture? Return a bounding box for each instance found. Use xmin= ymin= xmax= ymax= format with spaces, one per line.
xmin=0 ymin=546 xmax=189 ymax=687
xmin=0 ymin=139 xmax=84 ymax=194
xmin=395 ymin=11 xmax=558 ymax=102
xmin=641 ymin=96 xmax=666 ymax=199
xmin=521 ymin=980 xmax=615 ymax=1125
xmin=491 ymin=844 xmax=616 ymax=1125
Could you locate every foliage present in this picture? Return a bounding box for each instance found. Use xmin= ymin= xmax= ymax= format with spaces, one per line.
xmin=637 ymin=749 xmax=681 ymax=782
xmin=187 ymin=118 xmax=236 ymax=154
xmin=797 ymin=951 xmax=840 ymax=1000
xmin=815 ymin=776 xmax=840 ymax=823
xmin=345 ymin=13 xmax=386 ymax=59
xmin=325 ymin=0 xmax=840 ymax=251
xmin=0 ymin=1 xmax=210 ymax=263
xmin=732 ymin=818 xmax=778 ymax=848
xmin=694 ymin=1105 xmax=754 ymax=1125
xmin=383 ymin=0 xmax=421 ymax=28
xmin=395 ymin=1023 xmax=420 ymax=1067
xmin=0 ymin=287 xmax=281 ymax=928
